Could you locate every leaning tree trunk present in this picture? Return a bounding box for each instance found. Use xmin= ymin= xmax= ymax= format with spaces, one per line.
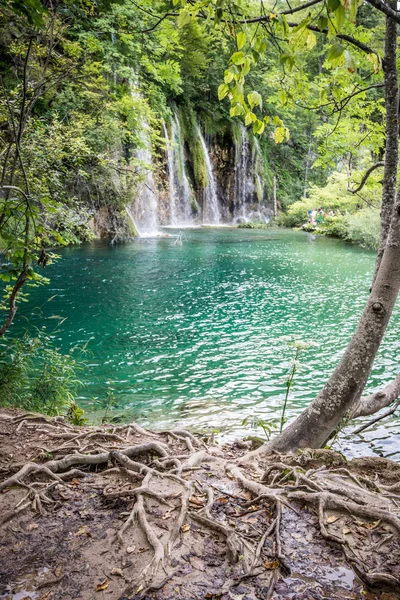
xmin=246 ymin=13 xmax=400 ymax=458
xmin=373 ymin=1 xmax=399 ymax=282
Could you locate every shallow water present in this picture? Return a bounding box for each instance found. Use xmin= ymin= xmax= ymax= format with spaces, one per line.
xmin=15 ymin=228 xmax=400 ymax=459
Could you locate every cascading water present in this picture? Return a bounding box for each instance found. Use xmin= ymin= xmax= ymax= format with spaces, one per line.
xmin=127 ymin=84 xmax=160 ymax=237
xmin=131 ymin=130 xmax=159 ymax=236
xmin=234 ymin=125 xmax=254 ymax=223
xmin=163 ymin=122 xmax=178 ymax=225
xmin=196 ymin=126 xmax=221 ymax=224
xmin=164 ymin=112 xmax=196 ymax=226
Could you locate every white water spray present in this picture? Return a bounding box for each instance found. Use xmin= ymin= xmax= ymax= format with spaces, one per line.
xmin=197 ymin=126 xmax=221 ymax=224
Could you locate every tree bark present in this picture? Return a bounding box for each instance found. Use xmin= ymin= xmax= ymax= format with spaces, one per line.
xmin=245 ymin=12 xmax=400 ymax=459
xmin=374 ymin=4 xmax=398 ymax=281
xmin=350 ymin=373 xmax=400 ymax=419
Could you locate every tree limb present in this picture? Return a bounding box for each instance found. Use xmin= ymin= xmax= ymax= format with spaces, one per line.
xmin=350 ymin=373 xmax=400 ymax=419
xmin=366 ymin=0 xmax=400 ymax=23
xmin=348 ymin=161 xmax=385 ymax=194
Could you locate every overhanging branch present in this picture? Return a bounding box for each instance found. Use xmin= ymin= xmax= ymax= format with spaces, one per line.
xmin=348 ymin=161 xmax=385 ymax=193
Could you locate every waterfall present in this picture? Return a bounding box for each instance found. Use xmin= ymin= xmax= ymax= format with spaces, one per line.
xmin=133 ymin=133 xmax=159 ymax=235
xmin=163 ymin=122 xmax=178 ymax=224
xmin=127 ymin=83 xmax=160 ymax=237
xmin=234 ymin=125 xmax=254 ymax=223
xmin=164 ymin=112 xmax=195 ymax=226
xmin=196 ymin=126 xmax=221 ymax=224
xmin=172 ymin=112 xmax=195 ymax=224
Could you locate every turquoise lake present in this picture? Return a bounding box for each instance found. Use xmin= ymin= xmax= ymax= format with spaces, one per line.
xmin=14 ymin=228 xmax=400 ymax=459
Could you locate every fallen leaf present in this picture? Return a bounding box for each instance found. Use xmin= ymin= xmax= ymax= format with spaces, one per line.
xmin=54 ymin=566 xmax=63 ymax=577
xmin=342 ymin=527 xmax=352 ymax=535
xmin=216 ymin=497 xmax=228 ymax=504
xmin=126 ymin=546 xmax=136 ymax=554
xmin=75 ymin=526 xmax=91 ymax=537
xmin=181 ymin=524 xmax=190 ymax=533
xmin=27 ymin=523 xmax=39 ymax=531
xmin=110 ymin=568 xmax=123 ymax=576
xmin=96 ymin=577 xmax=109 ymax=592
xmin=189 ymin=497 xmax=204 ymax=506
xmin=326 ymin=515 xmax=339 ymax=524
xmin=136 ymin=585 xmax=144 ymax=594
xmin=264 ymin=560 xmax=280 ymax=570
xmin=138 ymin=547 xmax=149 ymax=553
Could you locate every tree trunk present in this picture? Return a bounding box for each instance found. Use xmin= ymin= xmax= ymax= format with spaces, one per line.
xmin=245 ymin=12 xmax=400 ymax=459
xmin=373 ymin=2 xmax=398 ymax=281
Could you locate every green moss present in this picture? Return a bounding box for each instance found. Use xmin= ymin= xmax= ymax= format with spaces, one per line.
xmin=179 ymin=104 xmax=209 ymax=189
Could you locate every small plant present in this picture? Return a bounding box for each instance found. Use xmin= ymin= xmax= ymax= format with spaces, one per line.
xmin=89 ymin=389 xmax=120 ymax=423
xmin=242 ymin=416 xmax=277 ymax=441
xmin=0 ymin=325 xmax=87 ymax=418
xmin=66 ymin=401 xmax=88 ymax=426
xmin=280 ymin=338 xmax=314 ymax=433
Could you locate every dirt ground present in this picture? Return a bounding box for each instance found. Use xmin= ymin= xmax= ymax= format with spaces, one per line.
xmin=0 ymin=408 xmax=399 ymax=600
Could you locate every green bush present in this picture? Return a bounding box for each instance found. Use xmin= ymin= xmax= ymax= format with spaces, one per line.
xmin=276 ymin=202 xmax=310 ymax=227
xmin=343 ymin=208 xmax=380 ymax=250
xmin=238 ymin=221 xmax=271 ymax=229
xmin=0 ymin=330 xmax=86 ymax=419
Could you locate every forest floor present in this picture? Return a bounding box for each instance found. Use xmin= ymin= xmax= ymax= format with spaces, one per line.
xmin=0 ymin=409 xmax=400 ymax=600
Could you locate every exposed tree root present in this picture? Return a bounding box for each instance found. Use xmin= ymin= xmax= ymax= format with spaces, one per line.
xmin=1 ymin=415 xmax=399 ymax=599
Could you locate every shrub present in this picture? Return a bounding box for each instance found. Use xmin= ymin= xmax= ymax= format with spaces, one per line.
xmin=0 ymin=330 xmax=86 ymax=419
xmin=343 ymin=207 xmax=380 ymax=250
xmin=238 ymin=222 xmax=271 ymax=229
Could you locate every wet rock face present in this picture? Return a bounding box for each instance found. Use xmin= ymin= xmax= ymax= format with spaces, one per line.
xmin=92 ymin=120 xmax=271 ymax=237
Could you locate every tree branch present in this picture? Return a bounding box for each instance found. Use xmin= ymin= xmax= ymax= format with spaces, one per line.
xmin=366 ymin=0 xmax=400 ymax=23
xmin=352 ymin=400 xmax=400 ymax=434
xmin=350 ymin=373 xmax=400 ymax=419
xmin=287 ymin=22 xmax=382 ymax=65
xmin=348 ymin=161 xmax=385 ymax=194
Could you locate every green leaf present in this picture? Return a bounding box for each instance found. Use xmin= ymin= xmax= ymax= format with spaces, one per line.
xmin=327 ymin=0 xmax=341 ymax=12
xmin=224 ymin=70 xmax=235 ymax=84
xmin=230 ymin=103 xmax=245 ymax=117
xmin=306 ymin=31 xmax=317 ymax=49
xmin=177 ymin=10 xmax=191 ymax=28
xmin=327 ymin=41 xmax=345 ymax=63
xmin=245 ymin=111 xmax=257 ymax=126
xmin=349 ymin=0 xmax=358 ymax=21
xmin=317 ymin=16 xmax=328 ymax=30
xmin=273 ymin=126 xmax=285 ymax=144
xmin=278 ymin=89 xmax=287 ymax=105
xmin=218 ymin=83 xmax=229 ymax=100
xmin=335 ymin=4 xmax=346 ymax=31
xmin=247 ymin=90 xmax=262 ymax=109
xmin=236 ymin=32 xmax=246 ymax=50
xmin=253 ymin=119 xmax=265 ymax=135
xmin=230 ymin=52 xmax=246 ymax=65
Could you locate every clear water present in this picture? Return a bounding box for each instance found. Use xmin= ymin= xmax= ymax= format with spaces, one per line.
xmin=14 ymin=228 xmax=400 ymax=459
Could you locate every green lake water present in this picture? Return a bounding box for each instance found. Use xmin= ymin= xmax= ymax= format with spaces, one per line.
xmin=15 ymin=228 xmax=400 ymax=459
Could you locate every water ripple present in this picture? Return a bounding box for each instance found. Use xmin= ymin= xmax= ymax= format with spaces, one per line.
xmin=19 ymin=228 xmax=400 ymax=459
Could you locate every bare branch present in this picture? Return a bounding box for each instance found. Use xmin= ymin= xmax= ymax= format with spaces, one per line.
xmin=366 ymin=0 xmax=400 ymax=23
xmin=348 ymin=161 xmax=385 ymax=194
xmin=350 ymin=373 xmax=400 ymax=419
